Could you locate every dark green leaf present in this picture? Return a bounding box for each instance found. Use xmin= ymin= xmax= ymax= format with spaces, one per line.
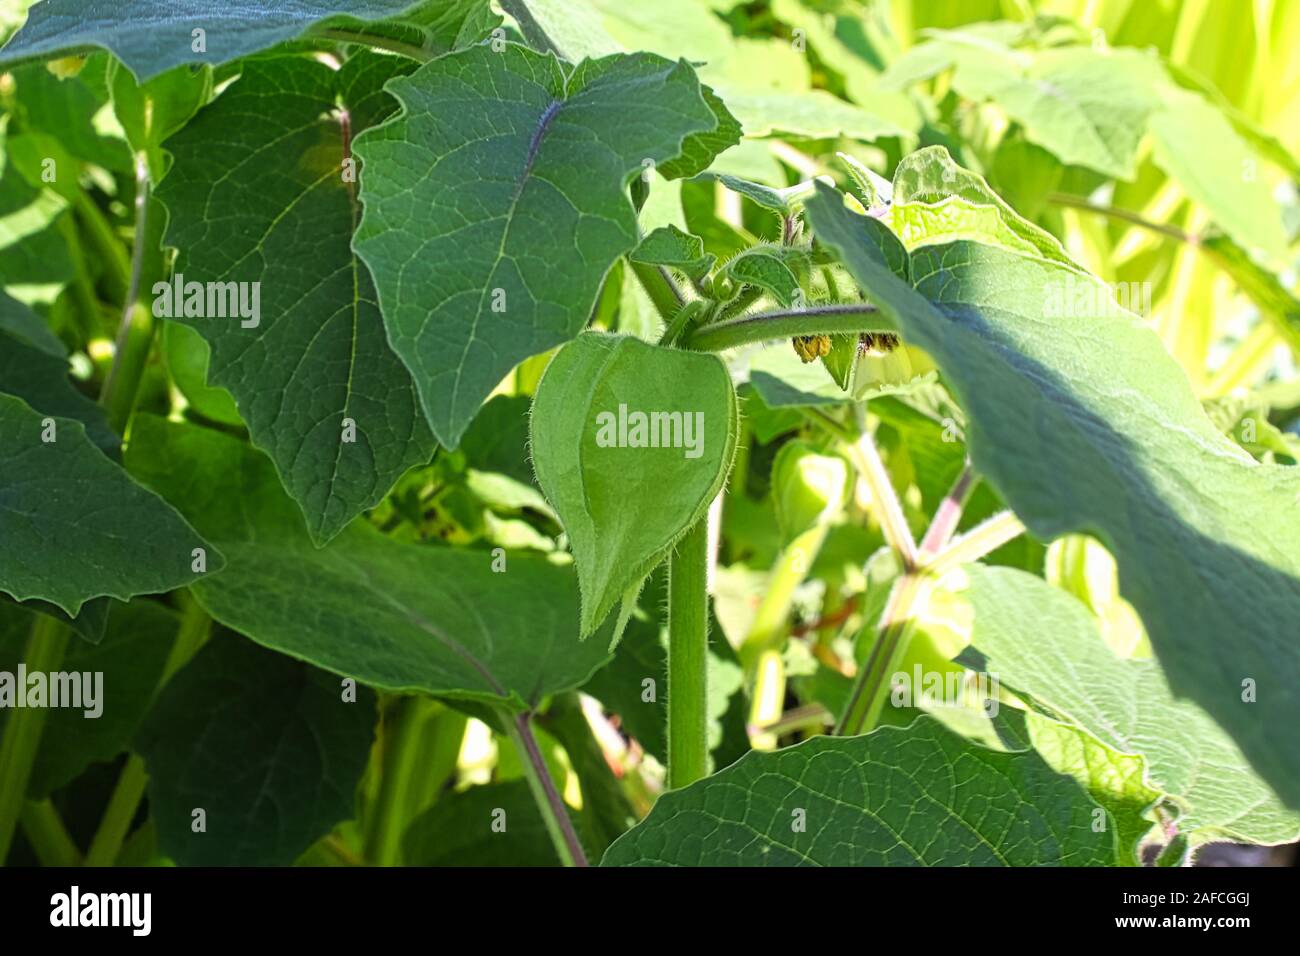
xmin=125 ymin=417 xmax=612 ymax=709
xmin=352 ymin=45 xmax=733 ymax=447
xmin=0 ymin=0 xmax=431 ymax=81
xmin=156 ymin=54 xmax=436 ymax=543
xmin=136 ymin=631 xmax=376 ymax=866
xmin=602 ymin=716 xmax=1117 ymax=865
xmin=0 ymin=393 xmax=219 ymax=616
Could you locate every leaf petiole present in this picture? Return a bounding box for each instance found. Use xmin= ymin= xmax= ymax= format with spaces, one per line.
xmin=499 ymin=707 xmax=589 ymax=867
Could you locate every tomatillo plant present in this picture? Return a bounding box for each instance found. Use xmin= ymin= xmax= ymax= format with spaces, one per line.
xmin=0 ymin=0 xmax=1298 ymax=870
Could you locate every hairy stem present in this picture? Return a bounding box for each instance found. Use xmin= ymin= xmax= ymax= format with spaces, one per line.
xmin=918 ymin=463 xmax=976 ymax=557
xmin=840 ymin=424 xmax=919 ymax=572
xmin=0 ymin=614 xmax=71 ymax=862
xmin=687 ymin=304 xmax=892 ymax=352
xmin=502 ymin=708 xmax=589 ymax=867
xmin=927 ymin=510 xmax=1027 ymax=578
xmin=631 ymin=259 xmax=686 ymax=328
xmin=667 ymin=518 xmax=711 ymax=789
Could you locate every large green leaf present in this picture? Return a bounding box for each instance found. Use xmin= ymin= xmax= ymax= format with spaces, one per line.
xmin=0 ymin=393 xmax=218 ymax=616
xmin=156 ymin=54 xmax=435 ymax=545
xmin=960 ymin=564 xmax=1300 ymax=844
xmin=602 ymin=716 xmax=1116 ymax=865
xmin=352 ymin=44 xmax=735 ymax=448
xmin=125 ymin=417 xmax=612 ymax=710
xmin=135 ymin=631 xmax=376 ymax=866
xmin=805 ymin=184 xmax=1300 ymax=808
xmin=529 ymin=333 xmax=738 ymax=636
xmin=0 ymin=599 xmax=175 ymax=797
xmin=0 ymin=0 xmax=429 ymax=80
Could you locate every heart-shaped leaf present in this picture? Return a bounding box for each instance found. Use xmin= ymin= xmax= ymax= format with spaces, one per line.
xmin=156 ymin=53 xmax=436 ymax=545
xmin=352 ymin=44 xmax=736 ymax=448
xmin=602 ymin=716 xmax=1118 ymax=865
xmin=530 ymin=333 xmax=738 ymax=637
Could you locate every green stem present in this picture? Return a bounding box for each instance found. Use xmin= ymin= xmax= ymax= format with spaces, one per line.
xmin=686 ymin=304 xmax=892 ymax=352
xmin=84 ymin=591 xmax=210 ymax=867
xmin=657 ymin=299 xmax=708 ymax=348
xmin=71 ymin=190 xmax=131 ymax=304
xmin=500 ymin=708 xmax=588 ymax=867
xmin=83 ymin=758 xmax=147 ymax=867
xmin=748 ymin=649 xmax=786 ymax=750
xmin=756 ymin=704 xmax=834 ymax=739
xmin=21 ymin=799 xmax=82 ymax=867
xmin=834 ymin=506 xmax=1025 ymax=737
xmin=839 ymin=422 xmax=919 ymax=572
xmin=1046 ymin=193 xmax=1196 ymax=244
xmin=0 ymin=615 xmax=71 ymax=863
xmin=740 ymin=525 xmax=829 ymax=668
xmin=55 ymin=214 xmax=105 ymax=340
xmin=99 ymin=155 xmax=161 ymax=434
xmin=312 ymin=28 xmax=433 ymax=61
xmin=917 ymin=463 xmax=976 ymax=558
xmin=667 ymin=518 xmax=711 ymax=789
xmin=497 ymin=0 xmax=562 ymax=57
xmin=926 ymin=510 xmax=1026 ymax=578
xmin=364 ymin=696 xmax=457 ymax=866
xmin=835 ymin=571 xmax=932 ymax=736
xmin=630 ymin=259 xmax=686 ymax=327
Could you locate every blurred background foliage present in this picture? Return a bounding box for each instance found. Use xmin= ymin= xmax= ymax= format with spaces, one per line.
xmin=1 ymin=0 xmax=1296 ymax=865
